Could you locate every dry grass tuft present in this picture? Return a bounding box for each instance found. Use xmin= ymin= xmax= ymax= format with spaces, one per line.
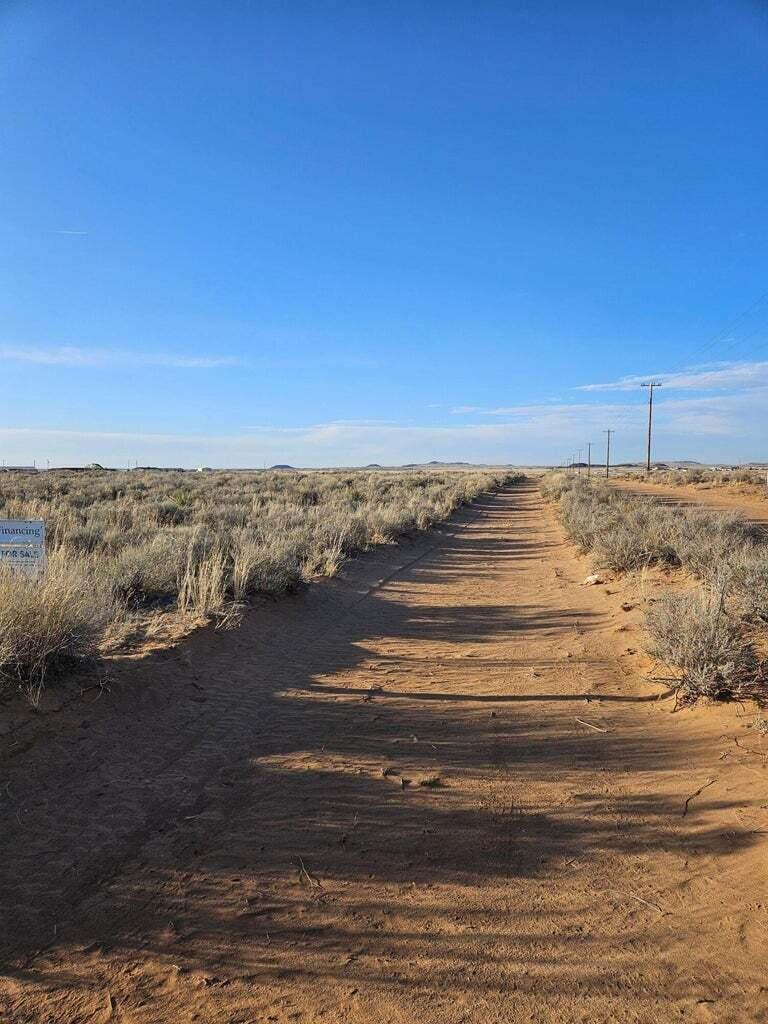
xmin=178 ymin=545 xmax=228 ymax=617
xmin=0 ymin=553 xmax=114 ymax=702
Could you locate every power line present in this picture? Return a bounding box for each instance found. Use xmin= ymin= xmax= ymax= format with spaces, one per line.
xmin=668 ymin=290 xmax=768 ymax=373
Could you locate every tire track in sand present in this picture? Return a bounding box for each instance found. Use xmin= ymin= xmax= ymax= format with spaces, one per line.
xmin=2 ymin=481 xmax=767 ymax=1024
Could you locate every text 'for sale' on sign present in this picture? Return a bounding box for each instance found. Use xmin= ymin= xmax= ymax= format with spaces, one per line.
xmin=0 ymin=520 xmax=46 ymax=577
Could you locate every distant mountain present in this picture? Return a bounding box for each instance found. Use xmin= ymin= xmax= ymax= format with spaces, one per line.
xmin=270 ymin=464 xmax=294 ymax=470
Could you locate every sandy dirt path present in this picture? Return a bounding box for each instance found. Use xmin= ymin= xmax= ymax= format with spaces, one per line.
xmin=2 ymin=481 xmax=767 ymax=1023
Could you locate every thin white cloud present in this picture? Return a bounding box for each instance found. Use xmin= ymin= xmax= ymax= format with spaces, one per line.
xmin=243 ymin=419 xmax=397 ymax=430
xmin=450 ymin=401 xmax=640 ymax=425
xmin=3 ymin=387 xmax=766 ymax=467
xmin=52 ymin=229 xmax=88 ymax=236
xmin=578 ymin=360 xmax=768 ymax=392
xmin=244 ymin=355 xmax=383 ymax=372
xmin=0 ymin=345 xmax=241 ymax=369
xmin=452 ymin=405 xmax=536 ymax=417
xmin=0 ymin=345 xmax=381 ymax=372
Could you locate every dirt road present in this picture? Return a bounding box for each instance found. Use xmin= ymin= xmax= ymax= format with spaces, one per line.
xmin=2 ymin=481 xmax=767 ymax=1023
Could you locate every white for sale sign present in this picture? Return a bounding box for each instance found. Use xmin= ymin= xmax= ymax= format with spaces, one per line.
xmin=0 ymin=520 xmax=45 ymax=576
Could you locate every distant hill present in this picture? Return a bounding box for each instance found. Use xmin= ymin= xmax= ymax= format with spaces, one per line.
xmin=613 ymin=461 xmax=704 ymax=469
xmin=270 ymin=464 xmax=294 ymax=470
xmin=401 ymin=460 xmax=472 ymax=468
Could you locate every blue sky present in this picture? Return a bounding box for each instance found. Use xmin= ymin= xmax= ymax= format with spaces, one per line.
xmin=2 ymin=1 xmax=768 ymax=467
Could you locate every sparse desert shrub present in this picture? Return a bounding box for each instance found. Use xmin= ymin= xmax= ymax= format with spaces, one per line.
xmin=671 ymin=508 xmax=759 ymax=578
xmin=107 ymin=533 xmax=188 ymax=602
xmin=63 ymin=522 xmax=107 ymax=554
xmin=558 ymin=488 xmax=607 ymax=553
xmin=645 ymin=586 xmax=757 ymax=699
xmin=541 ymin=471 xmax=768 ymax=702
xmin=0 ymin=554 xmax=114 ymax=702
xmin=642 ymin=467 xmax=765 ymax=489
xmin=231 ymin=533 xmax=301 ymax=598
xmin=591 ymin=520 xmax=656 ymax=572
xmin=0 ymin=466 xmax=523 ymax=698
xmin=366 ymin=506 xmax=414 ymax=543
xmin=542 ymin=474 xmax=757 ymax=578
xmin=154 ymin=499 xmax=192 ymax=526
xmin=538 ymin=472 xmax=579 ymax=502
xmin=555 ymin=481 xmax=678 ymax=570
xmin=725 ymin=546 xmax=768 ymax=623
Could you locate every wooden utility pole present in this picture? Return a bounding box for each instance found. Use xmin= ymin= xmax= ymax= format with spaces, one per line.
xmin=603 ymin=429 xmax=613 ymax=479
xmin=641 ymin=382 xmax=662 ymax=474
xmin=576 ymin=448 xmax=583 ymax=476
xmin=586 ymin=442 xmax=592 ymax=478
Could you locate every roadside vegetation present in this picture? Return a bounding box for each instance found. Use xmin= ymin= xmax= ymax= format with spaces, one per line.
xmin=541 ymin=472 xmax=767 ymax=702
xmin=0 ymin=468 xmax=521 ymax=698
xmin=622 ymin=466 xmax=767 ymax=488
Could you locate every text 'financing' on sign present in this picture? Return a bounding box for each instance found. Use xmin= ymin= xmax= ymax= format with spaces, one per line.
xmin=0 ymin=520 xmax=46 ymax=576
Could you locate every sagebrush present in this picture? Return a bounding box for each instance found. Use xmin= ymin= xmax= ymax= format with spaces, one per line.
xmin=541 ymin=472 xmax=767 ymax=700
xmin=623 ymin=467 xmax=764 ymax=488
xmin=0 ymin=467 xmax=522 ymax=694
